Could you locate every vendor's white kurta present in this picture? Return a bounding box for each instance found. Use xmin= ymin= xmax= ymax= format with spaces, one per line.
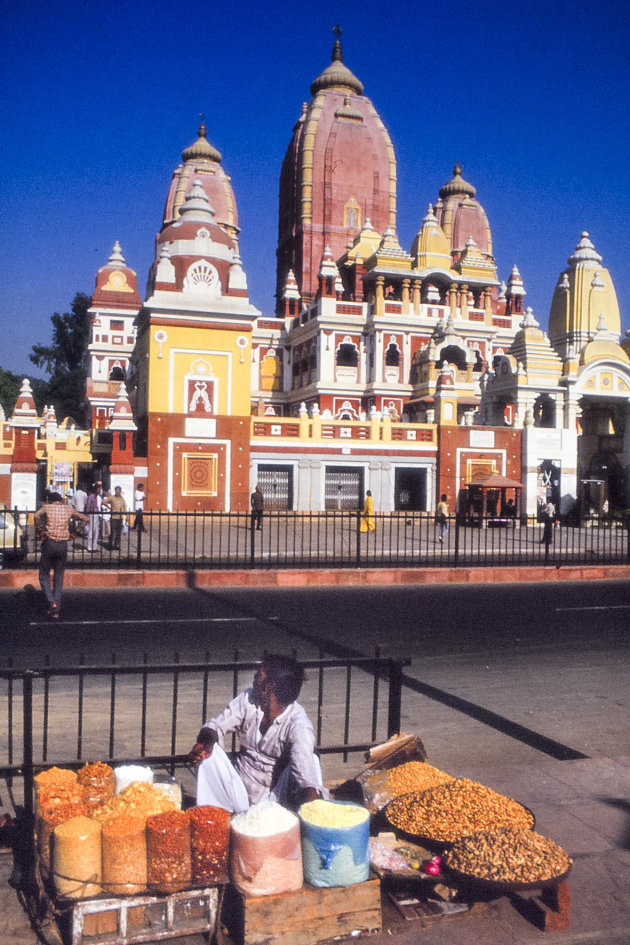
xmin=197 ymin=688 xmax=322 ymax=810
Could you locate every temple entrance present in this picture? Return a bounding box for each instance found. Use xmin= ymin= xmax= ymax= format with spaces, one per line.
xmin=324 ymin=466 xmax=364 ymax=510
xmin=578 ymin=396 xmax=628 ymax=516
xmin=257 ymin=465 xmax=294 ymax=510
xmin=394 ymin=468 xmax=427 ymax=511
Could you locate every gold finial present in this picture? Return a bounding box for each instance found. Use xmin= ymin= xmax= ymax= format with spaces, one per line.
xmin=332 ymin=24 xmax=343 ymax=61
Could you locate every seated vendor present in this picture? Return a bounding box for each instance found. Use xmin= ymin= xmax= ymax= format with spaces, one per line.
xmin=191 ymin=654 xmax=325 ymax=812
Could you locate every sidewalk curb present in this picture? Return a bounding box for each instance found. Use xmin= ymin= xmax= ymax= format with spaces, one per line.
xmin=1 ymin=564 xmax=629 ymax=589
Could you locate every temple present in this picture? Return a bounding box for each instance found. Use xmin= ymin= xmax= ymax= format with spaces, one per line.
xmin=1 ymin=32 xmax=628 ymax=520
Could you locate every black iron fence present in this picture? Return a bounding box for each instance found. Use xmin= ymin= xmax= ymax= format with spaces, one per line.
xmin=8 ymin=509 xmax=630 ymax=570
xmin=0 ymin=652 xmax=407 ymax=823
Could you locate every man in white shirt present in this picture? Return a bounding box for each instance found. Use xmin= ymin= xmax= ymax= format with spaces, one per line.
xmin=131 ymin=483 xmax=147 ymax=532
xmin=70 ymin=484 xmax=88 ymax=520
xmin=192 ymin=655 xmax=324 ymax=812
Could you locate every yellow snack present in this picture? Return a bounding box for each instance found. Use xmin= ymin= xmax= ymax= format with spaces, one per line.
xmin=300 ymin=799 xmax=369 ymax=828
xmin=386 ymin=762 xmax=454 ymax=797
xmin=92 ymin=781 xmax=177 ymax=824
xmin=53 ymin=815 xmax=102 ymax=899
xmin=386 ymin=778 xmax=534 ymax=843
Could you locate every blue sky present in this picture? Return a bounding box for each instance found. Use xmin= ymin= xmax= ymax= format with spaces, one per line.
xmin=1 ymin=0 xmax=629 ymax=376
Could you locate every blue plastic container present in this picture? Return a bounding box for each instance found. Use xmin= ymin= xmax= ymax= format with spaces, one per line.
xmin=298 ymin=800 xmax=370 ymax=888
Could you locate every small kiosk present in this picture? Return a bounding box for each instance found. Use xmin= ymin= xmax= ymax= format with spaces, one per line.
xmin=461 ymin=474 xmax=524 ymax=527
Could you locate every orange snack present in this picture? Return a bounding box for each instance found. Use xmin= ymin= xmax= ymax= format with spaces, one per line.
xmin=102 ymin=813 xmax=147 ymax=894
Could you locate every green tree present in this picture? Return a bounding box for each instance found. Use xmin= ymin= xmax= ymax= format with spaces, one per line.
xmin=30 ymin=292 xmax=92 ymax=424
xmin=0 ymin=367 xmax=47 ymax=418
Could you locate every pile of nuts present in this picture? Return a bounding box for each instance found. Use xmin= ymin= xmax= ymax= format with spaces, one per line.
xmin=386 ymin=762 xmax=454 ymax=798
xmin=386 ymin=778 xmax=534 ymax=843
xmin=444 ymin=828 xmax=572 ymax=884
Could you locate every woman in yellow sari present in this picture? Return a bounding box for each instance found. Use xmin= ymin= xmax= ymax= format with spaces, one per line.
xmin=360 ymin=490 xmax=376 ymax=532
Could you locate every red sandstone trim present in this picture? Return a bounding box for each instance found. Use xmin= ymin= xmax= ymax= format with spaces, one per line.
xmin=1 ymin=566 xmax=628 ymax=590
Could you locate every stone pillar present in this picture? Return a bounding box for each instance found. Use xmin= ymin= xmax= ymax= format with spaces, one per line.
xmin=460 ymin=284 xmax=469 ymax=319
xmin=449 ymin=283 xmax=458 ymax=317
xmin=484 ymin=287 xmax=493 ymax=325
xmin=401 ymin=279 xmax=411 ymax=315
xmin=375 ymin=276 xmax=385 ymax=317
xmin=412 ymin=280 xmax=421 ymax=315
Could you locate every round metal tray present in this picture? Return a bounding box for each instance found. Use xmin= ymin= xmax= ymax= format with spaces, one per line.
xmin=442 ymin=861 xmax=571 ymax=893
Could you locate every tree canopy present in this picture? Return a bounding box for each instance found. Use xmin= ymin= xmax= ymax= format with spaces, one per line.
xmin=29 ymin=292 xmax=92 ymax=424
xmin=0 ymin=367 xmax=48 ymax=419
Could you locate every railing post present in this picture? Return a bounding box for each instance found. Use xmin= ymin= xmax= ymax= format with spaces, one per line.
xmin=135 ymin=514 xmax=142 ymax=569
xmin=22 ymin=670 xmax=35 ymax=829
xmin=249 ymin=514 xmax=255 ymax=567
xmin=356 ymin=511 xmax=361 ymax=567
xmin=387 ymin=659 xmax=403 ymax=738
xmin=454 ymin=514 xmax=459 ymax=566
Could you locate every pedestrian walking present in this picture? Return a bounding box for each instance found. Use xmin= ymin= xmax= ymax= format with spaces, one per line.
xmin=34 ymin=493 xmax=87 ymax=618
xmin=250 ymin=485 xmax=264 ymax=530
xmin=540 ymin=499 xmax=555 ymax=545
xmin=86 ymin=483 xmax=102 ymax=551
xmin=107 ymin=486 xmax=128 ymax=550
xmin=131 ymin=483 xmax=147 ymax=532
xmin=437 ymin=493 xmax=449 ymax=542
xmin=101 ymin=489 xmax=112 ymax=540
xmin=360 ymin=490 xmax=376 ymax=532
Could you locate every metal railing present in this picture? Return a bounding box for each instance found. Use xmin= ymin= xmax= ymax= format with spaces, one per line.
xmin=11 ymin=509 xmax=630 ymax=571
xmin=0 ymin=652 xmax=407 ymax=823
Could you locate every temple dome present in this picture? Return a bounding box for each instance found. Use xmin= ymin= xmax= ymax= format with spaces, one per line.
xmin=549 ymin=233 xmax=621 ymax=356
xmin=92 ymin=242 xmax=141 ymax=309
xmin=162 ymin=121 xmax=238 ymax=239
xmin=438 ymin=164 xmax=476 ymax=199
xmin=276 ymin=29 xmax=396 ymax=308
xmin=434 ymin=165 xmax=493 ymax=260
xmin=310 ymin=30 xmax=364 ymax=96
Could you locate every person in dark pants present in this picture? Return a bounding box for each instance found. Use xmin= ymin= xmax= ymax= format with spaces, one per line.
xmin=540 ymin=499 xmax=556 ymax=545
xmin=34 ymin=493 xmax=87 ymax=618
xmin=250 ymin=485 xmax=264 ymax=530
xmin=107 ymin=486 xmax=128 ymax=550
xmin=131 ymin=483 xmax=146 ymax=532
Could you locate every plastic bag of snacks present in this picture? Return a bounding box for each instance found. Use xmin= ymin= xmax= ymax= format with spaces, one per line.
xmin=102 ymin=813 xmax=147 ymax=895
xmin=230 ymin=800 xmax=302 ymax=896
xmin=53 ymin=815 xmax=102 ymax=899
xmin=77 ymin=761 xmax=115 ymax=814
xmin=189 ymin=806 xmax=230 ymax=885
xmin=146 ymin=810 xmax=191 ymax=893
xmin=359 ymin=761 xmax=454 ymax=813
xmin=35 ymin=769 xmax=87 ymax=873
xmin=299 ymin=799 xmax=370 ymax=887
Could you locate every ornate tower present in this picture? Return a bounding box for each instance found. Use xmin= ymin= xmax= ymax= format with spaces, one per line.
xmin=548 ymin=231 xmax=621 ymax=360
xmin=275 ymin=28 xmax=397 ymax=311
xmin=87 ymin=242 xmax=141 ymax=428
xmin=133 ymin=126 xmax=260 ymax=512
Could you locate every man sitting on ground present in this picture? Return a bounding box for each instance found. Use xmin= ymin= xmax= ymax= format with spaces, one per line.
xmin=191 ymin=654 xmax=324 ymax=812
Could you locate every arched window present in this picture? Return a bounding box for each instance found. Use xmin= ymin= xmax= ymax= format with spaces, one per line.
xmin=533 ymin=394 xmax=556 ymax=428
xmin=109 ymin=365 xmax=125 ymax=381
xmin=336 ymin=342 xmax=358 ymax=367
xmin=438 ymin=344 xmax=467 ymax=371
xmin=385 ymin=343 xmax=400 ymax=367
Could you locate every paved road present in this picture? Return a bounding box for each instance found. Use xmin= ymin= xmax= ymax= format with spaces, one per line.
xmin=1 ymin=580 xmax=628 ymax=779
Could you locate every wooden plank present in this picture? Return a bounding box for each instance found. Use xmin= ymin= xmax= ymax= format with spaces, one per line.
xmin=227 ymin=878 xmax=382 ymax=945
